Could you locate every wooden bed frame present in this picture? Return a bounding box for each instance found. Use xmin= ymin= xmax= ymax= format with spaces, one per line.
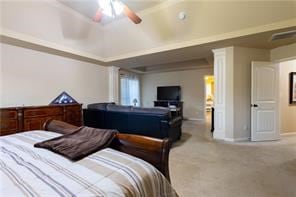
xmin=43 ymin=119 xmax=171 ymax=181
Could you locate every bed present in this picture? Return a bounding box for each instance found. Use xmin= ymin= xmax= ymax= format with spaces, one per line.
xmin=0 ymin=120 xmax=178 ymax=197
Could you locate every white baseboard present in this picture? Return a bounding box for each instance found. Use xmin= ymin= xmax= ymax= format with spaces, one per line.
xmin=186 ymin=118 xmax=205 ymax=121
xmin=213 ymin=131 xmax=225 ymax=140
xmin=280 ymin=132 xmax=296 ymax=136
xmin=224 ymin=137 xmax=250 ymax=142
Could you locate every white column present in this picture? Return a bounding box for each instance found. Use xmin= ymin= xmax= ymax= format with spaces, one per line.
xmin=212 ymin=48 xmax=227 ymax=140
xmin=108 ymin=66 xmax=120 ymax=103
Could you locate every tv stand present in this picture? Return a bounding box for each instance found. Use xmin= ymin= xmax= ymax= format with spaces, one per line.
xmin=154 ymin=101 xmax=183 ymax=118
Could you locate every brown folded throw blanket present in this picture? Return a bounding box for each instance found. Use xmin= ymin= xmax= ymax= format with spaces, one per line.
xmin=34 ymin=126 xmax=118 ymax=161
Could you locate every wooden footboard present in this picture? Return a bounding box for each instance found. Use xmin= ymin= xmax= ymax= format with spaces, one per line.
xmin=43 ymin=119 xmax=171 ymax=181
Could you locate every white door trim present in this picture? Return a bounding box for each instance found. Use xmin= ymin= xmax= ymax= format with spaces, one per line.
xmin=212 ymin=48 xmax=227 ymax=140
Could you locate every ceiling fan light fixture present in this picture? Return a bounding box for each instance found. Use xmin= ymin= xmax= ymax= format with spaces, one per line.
xmin=94 ymin=0 xmax=142 ymax=24
xmin=98 ymin=0 xmax=123 ymax=18
xmin=113 ymin=1 xmax=124 ymax=15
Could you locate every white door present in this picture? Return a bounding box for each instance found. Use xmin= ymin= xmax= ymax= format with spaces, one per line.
xmin=251 ymin=61 xmax=279 ymax=141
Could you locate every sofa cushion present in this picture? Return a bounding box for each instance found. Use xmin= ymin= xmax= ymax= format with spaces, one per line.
xmin=87 ymin=102 xmax=115 ymax=110
xmin=127 ymin=115 xmax=165 ymax=138
xmin=132 ymin=107 xmax=171 ymax=119
xmin=107 ymin=104 xmax=132 ymax=112
xmin=83 ymin=109 xmax=106 ymax=129
xmin=131 ymin=106 xmax=169 ymax=114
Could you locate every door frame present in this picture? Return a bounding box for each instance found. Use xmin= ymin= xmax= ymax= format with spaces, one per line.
xmin=277 ymin=57 xmax=296 ymax=136
xmin=251 ymin=58 xmax=296 ymax=140
xmin=204 ymin=75 xmax=214 ymax=122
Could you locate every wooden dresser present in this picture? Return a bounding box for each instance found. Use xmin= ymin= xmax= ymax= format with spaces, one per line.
xmin=0 ymin=104 xmax=82 ymax=136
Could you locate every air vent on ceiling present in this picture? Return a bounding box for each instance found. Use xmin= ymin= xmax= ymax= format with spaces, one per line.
xmin=270 ymin=30 xmax=296 ymax=41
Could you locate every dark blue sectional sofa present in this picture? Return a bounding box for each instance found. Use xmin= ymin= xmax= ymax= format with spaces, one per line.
xmin=83 ymin=103 xmax=182 ymax=142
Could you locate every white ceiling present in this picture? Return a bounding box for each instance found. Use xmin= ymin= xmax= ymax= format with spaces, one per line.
xmin=1 ymin=0 xmax=295 ymax=74
xmin=111 ymin=27 xmax=296 ymax=71
xmin=58 ymin=0 xmax=163 ymax=24
xmin=56 ymin=1 xmax=296 ymax=72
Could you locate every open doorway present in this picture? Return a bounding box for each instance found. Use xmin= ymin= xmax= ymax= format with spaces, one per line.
xmin=204 ymin=75 xmax=214 ymax=124
xmin=279 ymin=59 xmax=296 ymax=135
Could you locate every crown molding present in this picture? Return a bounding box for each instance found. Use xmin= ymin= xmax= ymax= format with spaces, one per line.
xmin=0 ymin=28 xmax=108 ymax=65
xmin=120 ymin=68 xmax=145 ymax=75
xmin=212 ymin=48 xmax=227 ymax=55
xmin=105 ymin=19 xmax=296 ymax=61
xmin=143 ymin=65 xmax=212 ymax=74
xmin=1 ymin=19 xmax=295 ymax=67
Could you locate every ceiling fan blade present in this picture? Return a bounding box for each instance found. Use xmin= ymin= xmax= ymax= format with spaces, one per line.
xmin=93 ymin=9 xmax=103 ymax=22
xmin=123 ymin=4 xmax=142 ymax=24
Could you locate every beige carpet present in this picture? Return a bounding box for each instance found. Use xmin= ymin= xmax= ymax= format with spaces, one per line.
xmin=170 ymin=120 xmax=296 ymax=197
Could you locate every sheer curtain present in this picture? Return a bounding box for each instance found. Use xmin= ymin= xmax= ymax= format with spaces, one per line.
xmin=120 ymin=73 xmax=140 ymax=106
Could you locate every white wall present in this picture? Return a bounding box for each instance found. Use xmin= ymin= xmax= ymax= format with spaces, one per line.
xmin=279 ymin=59 xmax=296 ymax=133
xmin=214 ymin=46 xmax=270 ymax=141
xmin=232 ymin=47 xmax=270 ymax=140
xmin=141 ymin=68 xmax=213 ymax=120
xmin=0 ymin=43 xmax=109 ymax=107
xmin=271 ymin=43 xmax=296 ymax=62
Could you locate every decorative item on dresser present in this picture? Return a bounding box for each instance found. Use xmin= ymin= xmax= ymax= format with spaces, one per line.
xmin=0 ymin=104 xmax=82 ymax=136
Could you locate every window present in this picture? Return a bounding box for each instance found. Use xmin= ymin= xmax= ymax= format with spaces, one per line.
xmin=120 ymin=73 xmax=140 ymax=106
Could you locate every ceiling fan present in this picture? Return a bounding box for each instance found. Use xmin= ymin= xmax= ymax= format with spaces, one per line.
xmin=93 ymin=0 xmax=142 ymax=24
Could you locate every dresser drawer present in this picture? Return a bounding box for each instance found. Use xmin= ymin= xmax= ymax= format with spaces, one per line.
xmin=0 ymin=130 xmax=17 ymax=136
xmin=0 ymin=120 xmax=18 ymax=134
xmin=65 ymin=105 xmax=82 ymax=111
xmin=24 ymin=107 xmax=63 ymax=118
xmin=0 ymin=110 xmax=18 ymax=119
xmin=1 ymin=104 xmax=82 ymax=134
xmin=23 ymin=115 xmax=63 ymax=131
xmin=66 ymin=110 xmax=81 ymax=120
xmin=65 ymin=104 xmax=82 ymax=126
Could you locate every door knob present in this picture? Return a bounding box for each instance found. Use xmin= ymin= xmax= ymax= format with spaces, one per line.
xmin=251 ymin=104 xmax=258 ymax=107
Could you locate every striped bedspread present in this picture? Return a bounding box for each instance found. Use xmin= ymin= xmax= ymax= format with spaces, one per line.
xmin=0 ymin=131 xmax=178 ymax=197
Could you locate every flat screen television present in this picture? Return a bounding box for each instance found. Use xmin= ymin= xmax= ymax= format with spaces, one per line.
xmin=157 ymin=86 xmax=181 ymax=101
